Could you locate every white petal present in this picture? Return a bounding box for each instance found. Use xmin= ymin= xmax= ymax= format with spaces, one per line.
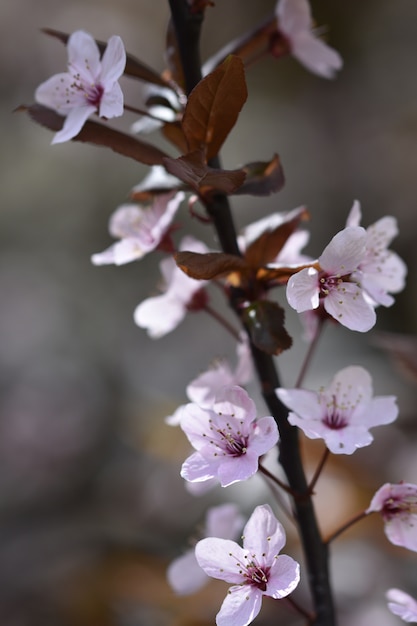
xmin=167 ymin=550 xmax=208 ymax=595
xmin=324 ymin=283 xmax=376 ymax=332
xmin=328 ymin=365 xmax=372 ymax=408
xmin=195 ymin=538 xmax=246 ymax=584
xmin=353 ymin=396 xmax=398 ymax=428
xmin=346 ymin=200 xmax=362 ymax=227
xmin=276 ymin=0 xmax=311 ymax=36
xmin=292 ymin=32 xmax=343 ymax=79
xmin=100 ymin=35 xmax=126 ymax=85
xmin=67 ymin=31 xmax=100 ymax=82
xmin=286 ymin=267 xmax=319 ymax=312
xmin=319 ymin=227 xmax=366 ymax=274
xmin=266 ymin=554 xmax=300 ymax=598
xmin=51 ymin=104 xmax=95 ymax=144
xmin=99 ymin=81 xmax=124 ymax=118
xmin=276 ymin=388 xmax=323 ymax=420
xmin=206 ymin=504 xmax=244 ymax=540
xmin=323 ymin=426 xmax=373 ymax=455
xmin=216 ymin=586 xmax=262 ymax=626
xmin=181 ymin=451 xmax=217 ymax=483
xmin=133 ymin=294 xmax=185 ymax=338
xmin=35 ymin=73 xmax=85 ymax=113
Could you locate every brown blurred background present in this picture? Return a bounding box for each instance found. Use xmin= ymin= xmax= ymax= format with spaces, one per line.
xmin=1 ymin=1 xmax=417 ymax=624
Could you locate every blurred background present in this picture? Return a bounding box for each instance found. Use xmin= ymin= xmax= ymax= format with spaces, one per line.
xmin=1 ymin=0 xmax=417 ymax=624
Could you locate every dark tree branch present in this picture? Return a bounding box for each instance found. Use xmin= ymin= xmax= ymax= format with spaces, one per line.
xmin=167 ymin=2 xmax=335 ymax=623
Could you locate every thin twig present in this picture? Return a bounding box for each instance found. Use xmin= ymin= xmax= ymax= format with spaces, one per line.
xmin=308 ymin=448 xmax=330 ymax=495
xmin=324 ymin=510 xmax=369 ymax=545
xmin=203 ymin=303 xmax=241 ymax=341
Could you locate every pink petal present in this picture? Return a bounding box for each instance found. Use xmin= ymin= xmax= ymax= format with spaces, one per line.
xmin=67 ymin=31 xmax=100 ymax=82
xmin=287 ymin=412 xmax=328 ymax=440
xmin=167 ymin=549 xmax=208 ymax=595
xmin=266 ymin=554 xmax=300 ymax=598
xmin=52 ymin=104 xmax=95 ymax=144
xmin=181 ymin=451 xmax=216 ymax=483
xmin=328 ymin=366 xmax=373 ymax=409
xmin=35 ymin=73 xmax=84 ymax=113
xmin=324 ymin=282 xmax=376 ymax=331
xmin=276 ymin=0 xmax=311 ymax=36
xmin=213 ymin=386 xmax=257 ymax=423
xmin=100 ymin=35 xmax=126 ymax=85
xmin=217 ymin=453 xmax=259 ymax=487
xmin=323 ymin=426 xmax=373 ymax=455
xmin=319 ymin=227 xmax=366 ymax=274
xmin=216 ymin=586 xmax=262 ymax=626
xmin=277 ymin=388 xmax=323 ymax=421
xmin=243 ymin=504 xmax=286 ymax=557
xmin=353 ymin=396 xmax=398 ymax=428
xmin=286 ymin=266 xmax=319 ymax=312
xmin=195 ymin=538 xmax=246 ymax=584
xmin=133 ymin=294 xmax=185 ymax=338
xmin=291 ymin=32 xmax=343 ymax=79
xmin=248 ymin=416 xmax=279 ymax=455
xmin=385 ymin=516 xmax=417 ymax=552
xmin=346 ymin=200 xmax=362 ymax=227
xmin=387 ymin=588 xmax=417 ymax=622
xmin=206 ymin=503 xmax=244 ymax=539
xmin=99 ymin=81 xmax=124 ymax=118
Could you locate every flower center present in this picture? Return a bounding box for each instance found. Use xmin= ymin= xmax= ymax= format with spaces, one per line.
xmin=204 ymin=417 xmax=249 ymax=458
xmin=319 ymin=273 xmax=344 ymax=298
xmin=217 ymin=428 xmax=248 ymax=457
xmin=245 ymin=561 xmax=270 ymax=592
xmin=70 ymin=71 xmax=104 ymax=108
xmin=322 ymin=395 xmax=349 ymax=430
xmin=383 ymin=495 xmax=417 ymax=518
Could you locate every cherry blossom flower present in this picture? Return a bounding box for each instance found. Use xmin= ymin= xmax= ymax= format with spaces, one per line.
xmin=134 ymin=235 xmax=209 ymax=338
xmin=195 ymin=504 xmax=300 ymax=626
xmin=166 ymin=332 xmax=253 ymax=426
xmin=367 ymin=483 xmax=417 ymax=552
xmin=91 ymin=191 xmax=184 ymax=266
xmin=35 ymin=30 xmax=126 ymax=144
xmin=346 ymin=200 xmax=407 ymax=307
xmin=386 ymin=589 xmax=417 ymax=623
xmin=238 ymin=208 xmax=312 ymax=266
xmin=275 ymin=0 xmax=342 ymax=79
xmin=167 ymin=503 xmax=245 ymax=595
xmin=286 ymin=226 xmax=377 ymax=332
xmin=180 ymin=386 xmax=279 ymax=487
xmin=277 ymin=366 xmax=398 ymax=455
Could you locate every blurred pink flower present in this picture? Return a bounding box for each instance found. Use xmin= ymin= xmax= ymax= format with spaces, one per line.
xmin=277 ymin=366 xmax=398 ymax=455
xmin=367 ymin=483 xmax=417 ymax=552
xmin=195 ymin=504 xmax=300 ymax=626
xmin=35 ymin=30 xmax=126 ymax=143
xmin=166 ymin=332 xmax=253 ymax=426
xmin=276 ymin=0 xmax=342 ymax=78
xmin=180 ymin=386 xmax=278 ymax=487
xmin=346 ymin=200 xmax=407 ymax=307
xmin=167 ymin=503 xmax=244 ymax=595
xmin=91 ymin=191 xmax=184 ymax=266
xmin=386 ymin=589 xmax=417 ymax=623
xmin=134 ymin=235 xmax=209 ymax=338
xmin=286 ymin=226 xmax=377 ymax=332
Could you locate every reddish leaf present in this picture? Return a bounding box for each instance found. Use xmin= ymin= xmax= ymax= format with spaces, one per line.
xmin=234 ymin=154 xmax=285 ymax=196
xmin=22 ymin=104 xmax=169 ymax=165
xmin=163 ymin=150 xmax=245 ymax=195
xmin=242 ymin=300 xmax=292 ymax=355
xmin=182 ymin=56 xmax=248 ymax=160
xmin=161 ymin=121 xmax=189 ymax=153
xmin=175 ymin=251 xmax=249 ymax=280
xmin=245 ymin=206 xmax=310 ymax=268
xmin=41 ymin=28 xmax=170 ymax=87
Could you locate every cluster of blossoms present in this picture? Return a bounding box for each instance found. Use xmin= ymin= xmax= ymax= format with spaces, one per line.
xmin=30 ymin=2 xmax=415 ymax=625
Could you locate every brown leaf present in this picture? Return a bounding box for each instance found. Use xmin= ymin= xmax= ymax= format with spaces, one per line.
xmin=257 ymin=262 xmax=318 ymax=286
xmin=242 ymin=300 xmax=292 ymax=355
xmin=163 ymin=150 xmax=245 ymax=195
xmin=245 ymin=206 xmax=310 ymax=268
xmin=175 ymin=251 xmax=249 ymax=280
xmin=234 ymin=154 xmax=285 ymax=196
xmin=161 ymin=121 xmax=189 ymax=153
xmin=22 ymin=104 xmax=169 ymax=165
xmin=41 ymin=28 xmax=169 ymax=87
xmin=182 ymin=56 xmax=248 ymax=160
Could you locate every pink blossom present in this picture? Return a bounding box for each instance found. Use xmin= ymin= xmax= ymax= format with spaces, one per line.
xmin=167 ymin=503 xmax=244 ymax=595
xmin=286 ymin=226 xmax=377 ymax=332
xmin=195 ymin=504 xmax=300 ymax=626
xmin=91 ymin=191 xmax=184 ymax=266
xmin=134 ymin=235 xmax=209 ymax=338
xmin=166 ymin=333 xmax=253 ymax=426
xmin=238 ymin=207 xmax=312 ymax=266
xmin=346 ymin=200 xmax=407 ymax=307
xmin=386 ymin=589 xmax=417 ymax=623
xmin=180 ymin=386 xmax=279 ymax=487
xmin=277 ymin=366 xmax=398 ymax=455
xmin=367 ymin=483 xmax=417 ymax=552
xmin=35 ymin=30 xmax=126 ymax=144
xmin=276 ymin=0 xmax=342 ymax=79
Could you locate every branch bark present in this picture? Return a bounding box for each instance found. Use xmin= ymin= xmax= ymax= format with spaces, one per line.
xmin=167 ymin=2 xmax=336 ymax=623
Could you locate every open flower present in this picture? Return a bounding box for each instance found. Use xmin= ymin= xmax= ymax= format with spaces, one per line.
xmin=276 ymin=0 xmax=342 ymax=78
xmin=35 ymin=30 xmax=126 ymax=144
xmin=91 ymin=191 xmax=184 ymax=266
xmin=134 ymin=235 xmax=209 ymax=338
xmin=367 ymin=483 xmax=417 ymax=552
xmin=386 ymin=589 xmax=417 ymax=623
xmin=346 ymin=200 xmax=407 ymax=307
xmin=195 ymin=504 xmax=300 ymax=626
xmin=286 ymin=226 xmax=377 ymax=332
xmin=277 ymin=366 xmax=398 ymax=455
xmin=166 ymin=332 xmax=253 ymax=426
xmin=180 ymin=386 xmax=278 ymax=487
xmin=167 ymin=503 xmax=244 ymax=595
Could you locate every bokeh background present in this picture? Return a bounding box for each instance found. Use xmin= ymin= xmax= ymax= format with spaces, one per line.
xmin=1 ymin=1 xmax=417 ymax=624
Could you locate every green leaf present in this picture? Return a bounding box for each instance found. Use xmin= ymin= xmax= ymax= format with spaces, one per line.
xmin=242 ymin=300 xmax=292 ymax=355
xmin=182 ymin=55 xmax=248 ymax=160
